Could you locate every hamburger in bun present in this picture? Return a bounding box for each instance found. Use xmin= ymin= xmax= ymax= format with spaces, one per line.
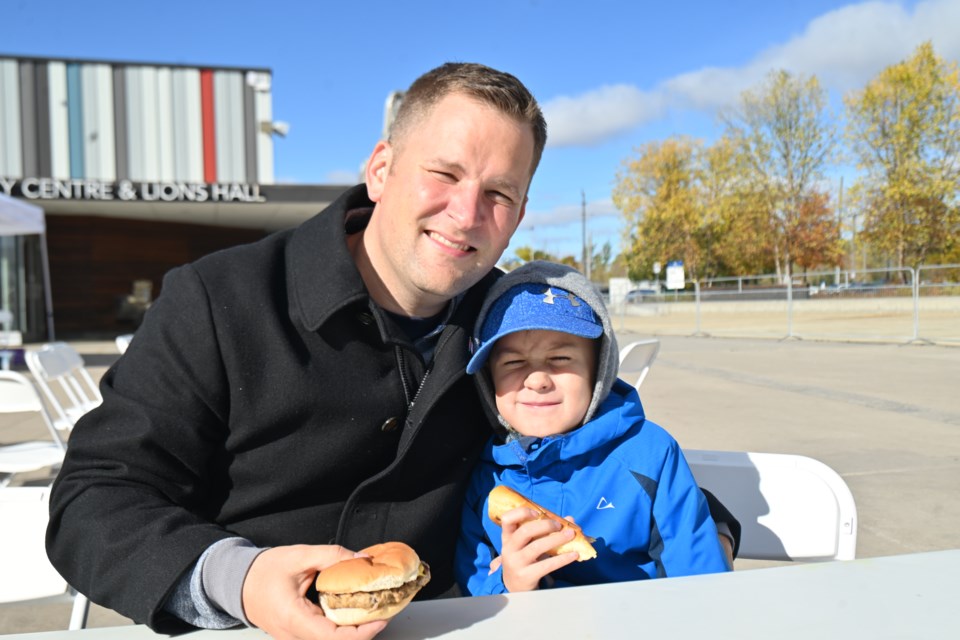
xmin=314 ymin=542 xmax=430 ymax=626
xmin=488 ymin=485 xmax=598 ymax=561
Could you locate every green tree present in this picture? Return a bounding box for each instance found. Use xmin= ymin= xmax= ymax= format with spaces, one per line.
xmin=723 ymin=69 xmax=836 ymax=279
xmin=590 ymin=241 xmax=614 ymax=283
xmin=844 ymin=42 xmax=960 ymax=271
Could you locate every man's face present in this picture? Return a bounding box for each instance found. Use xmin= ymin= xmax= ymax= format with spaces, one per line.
xmin=489 ymin=330 xmax=596 ymax=439
xmin=363 ymin=93 xmax=535 ymax=316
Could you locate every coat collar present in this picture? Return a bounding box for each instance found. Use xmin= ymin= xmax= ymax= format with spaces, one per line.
xmin=288 ymin=184 xmax=375 ymax=332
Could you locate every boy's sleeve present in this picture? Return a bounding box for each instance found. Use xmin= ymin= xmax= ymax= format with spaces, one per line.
xmin=652 ymin=441 xmax=732 ymax=577
xmin=454 ymin=477 xmax=509 ymax=596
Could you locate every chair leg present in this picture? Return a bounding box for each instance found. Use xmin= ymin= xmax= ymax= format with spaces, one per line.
xmin=69 ymin=592 xmax=90 ymax=630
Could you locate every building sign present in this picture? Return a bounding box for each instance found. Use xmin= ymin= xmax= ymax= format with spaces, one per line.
xmin=0 ymin=177 xmax=265 ymax=204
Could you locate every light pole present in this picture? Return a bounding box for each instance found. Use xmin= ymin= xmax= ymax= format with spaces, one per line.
xmin=581 ymin=190 xmax=591 ymax=281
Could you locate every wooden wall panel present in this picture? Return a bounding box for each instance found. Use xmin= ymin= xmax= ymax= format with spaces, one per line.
xmin=45 ymin=215 xmax=266 ymax=336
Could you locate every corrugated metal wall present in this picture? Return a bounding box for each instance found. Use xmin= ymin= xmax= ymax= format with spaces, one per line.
xmin=0 ymin=56 xmax=275 ymax=185
xmin=0 ymin=59 xmax=23 ymax=177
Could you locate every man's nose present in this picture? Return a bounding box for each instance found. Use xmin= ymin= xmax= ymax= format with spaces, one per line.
xmin=447 ymin=183 xmax=484 ymax=229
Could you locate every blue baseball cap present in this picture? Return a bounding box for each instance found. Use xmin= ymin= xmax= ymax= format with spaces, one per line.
xmin=466 ymin=283 xmax=603 ymax=374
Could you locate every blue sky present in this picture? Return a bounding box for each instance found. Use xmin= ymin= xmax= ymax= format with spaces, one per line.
xmin=4 ymin=0 xmax=959 ymax=261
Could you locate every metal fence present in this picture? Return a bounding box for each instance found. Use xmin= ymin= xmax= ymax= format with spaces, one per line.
xmin=615 ymin=263 xmax=960 ymax=346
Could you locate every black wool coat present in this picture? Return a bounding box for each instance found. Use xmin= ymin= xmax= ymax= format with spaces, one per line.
xmin=46 ymin=185 xmax=498 ymax=632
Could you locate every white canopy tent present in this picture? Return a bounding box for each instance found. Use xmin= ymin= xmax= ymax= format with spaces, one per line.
xmin=0 ymin=194 xmax=55 ymax=340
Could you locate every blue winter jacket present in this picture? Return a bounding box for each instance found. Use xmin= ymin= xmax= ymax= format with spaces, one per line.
xmin=455 ymin=379 xmax=730 ymax=595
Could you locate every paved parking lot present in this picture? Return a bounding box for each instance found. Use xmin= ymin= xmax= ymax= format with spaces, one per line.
xmin=2 ymin=333 xmax=959 ymax=633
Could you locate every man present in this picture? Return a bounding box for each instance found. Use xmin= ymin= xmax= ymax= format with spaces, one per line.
xmin=48 ymin=63 xmax=734 ymax=640
xmin=48 ymin=62 xmax=544 ymax=640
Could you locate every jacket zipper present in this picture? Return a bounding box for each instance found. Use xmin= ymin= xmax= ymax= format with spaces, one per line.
xmin=395 ymin=345 xmax=429 ymax=412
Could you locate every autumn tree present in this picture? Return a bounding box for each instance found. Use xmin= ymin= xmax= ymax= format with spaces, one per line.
xmin=791 ymin=190 xmax=845 ymax=273
xmin=699 ymin=136 xmax=777 ymax=275
xmin=722 ymin=69 xmax=837 ymax=280
xmin=613 ymin=137 xmax=707 ymax=282
xmin=512 ymin=246 xmax=559 ymax=264
xmin=844 ymin=42 xmax=960 ymax=272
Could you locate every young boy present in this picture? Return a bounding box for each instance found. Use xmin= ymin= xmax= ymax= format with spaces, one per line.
xmin=455 ymin=261 xmax=730 ymax=595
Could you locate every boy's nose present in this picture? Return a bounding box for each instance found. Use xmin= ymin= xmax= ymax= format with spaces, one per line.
xmin=525 ymin=370 xmax=552 ymax=390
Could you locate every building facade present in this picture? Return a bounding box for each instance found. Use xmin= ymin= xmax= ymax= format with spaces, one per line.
xmin=0 ymin=54 xmax=347 ymax=339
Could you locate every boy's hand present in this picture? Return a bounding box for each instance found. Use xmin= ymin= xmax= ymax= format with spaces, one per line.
xmin=497 ymin=507 xmax=580 ymax=592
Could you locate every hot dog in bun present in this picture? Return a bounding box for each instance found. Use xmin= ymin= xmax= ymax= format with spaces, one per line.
xmin=488 ymin=485 xmax=598 ymax=561
xmin=314 ymin=542 xmax=430 ymax=626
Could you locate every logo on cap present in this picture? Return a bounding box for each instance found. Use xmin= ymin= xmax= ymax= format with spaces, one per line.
xmin=543 ymin=287 xmax=581 ymax=307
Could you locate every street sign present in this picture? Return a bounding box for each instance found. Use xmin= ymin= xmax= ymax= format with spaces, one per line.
xmin=666 ymin=261 xmax=685 ymax=290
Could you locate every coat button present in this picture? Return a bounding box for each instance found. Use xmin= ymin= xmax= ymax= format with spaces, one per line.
xmin=380 ymin=417 xmax=400 ymax=432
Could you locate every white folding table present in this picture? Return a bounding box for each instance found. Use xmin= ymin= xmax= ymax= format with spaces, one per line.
xmin=7 ymin=549 xmax=959 ymax=639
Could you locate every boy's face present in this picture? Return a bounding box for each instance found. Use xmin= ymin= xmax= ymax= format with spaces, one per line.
xmin=488 ymin=329 xmax=596 ymax=439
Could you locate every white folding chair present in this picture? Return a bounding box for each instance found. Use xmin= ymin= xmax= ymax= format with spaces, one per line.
xmin=0 ymin=485 xmax=90 ymax=629
xmin=685 ymin=449 xmax=858 ymax=562
xmin=115 ymin=333 xmax=134 ymax=354
xmin=25 ymin=342 xmax=103 ymax=432
xmin=618 ymin=338 xmax=661 ymax=389
xmin=0 ymin=371 xmax=66 ymax=488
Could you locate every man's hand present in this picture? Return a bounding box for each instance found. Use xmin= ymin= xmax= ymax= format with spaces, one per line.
xmin=498 ymin=507 xmax=579 ymax=592
xmin=242 ymin=544 xmax=388 ymax=640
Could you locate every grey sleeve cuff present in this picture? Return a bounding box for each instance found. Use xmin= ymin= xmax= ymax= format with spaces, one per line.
xmin=162 ymin=537 xmax=266 ymax=629
xmin=715 ymin=520 xmax=732 ymax=542
xmin=201 ymin=537 xmax=268 ymax=626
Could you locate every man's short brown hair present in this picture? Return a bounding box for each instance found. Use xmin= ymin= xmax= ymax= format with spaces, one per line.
xmin=389 ymin=62 xmax=547 ymax=177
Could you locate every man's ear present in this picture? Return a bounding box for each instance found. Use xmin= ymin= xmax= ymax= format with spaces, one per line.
xmin=365 ymin=140 xmax=392 ymax=202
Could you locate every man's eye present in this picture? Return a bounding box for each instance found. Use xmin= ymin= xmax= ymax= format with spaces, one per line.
xmin=488 ymin=191 xmax=514 ymax=205
xmin=431 ymin=170 xmax=456 ymax=182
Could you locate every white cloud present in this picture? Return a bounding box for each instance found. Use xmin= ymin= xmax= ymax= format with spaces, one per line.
xmin=543 ymin=85 xmax=666 ymax=147
xmin=325 ymin=169 xmax=362 ymax=184
xmin=752 ymin=0 xmax=960 ymax=91
xmin=519 ymin=197 xmax=620 ymax=232
xmin=544 ymin=0 xmax=960 ymax=147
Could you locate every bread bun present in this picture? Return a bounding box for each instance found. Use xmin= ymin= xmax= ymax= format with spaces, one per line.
xmin=488 ymin=485 xmax=598 ymax=561
xmin=315 ymin=542 xmax=430 ymax=625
